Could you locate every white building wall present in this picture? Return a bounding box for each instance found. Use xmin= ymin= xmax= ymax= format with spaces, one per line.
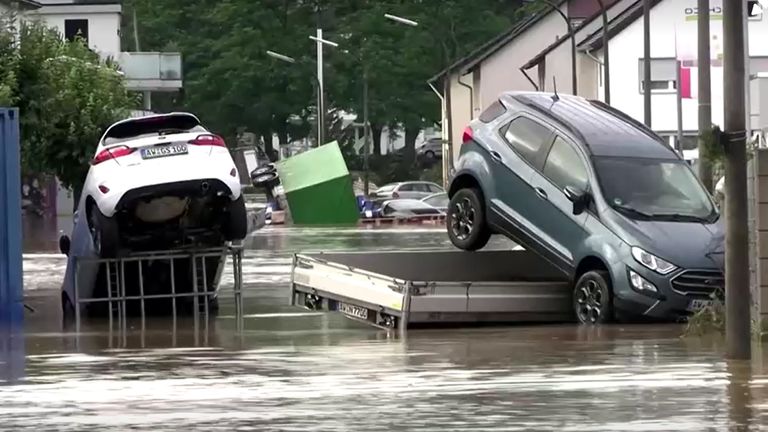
xmin=603 ymin=0 xmax=768 ymax=135
xmin=31 ymin=3 xmax=121 ymax=60
xmin=479 ymin=9 xmax=571 ymax=107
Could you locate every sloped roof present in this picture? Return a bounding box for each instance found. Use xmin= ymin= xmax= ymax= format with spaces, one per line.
xmin=577 ymin=0 xmax=663 ymax=51
xmin=428 ymin=0 xmax=568 ymax=84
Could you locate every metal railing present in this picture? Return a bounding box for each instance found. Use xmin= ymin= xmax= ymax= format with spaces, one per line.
xmin=72 ymin=245 xmax=244 ymax=334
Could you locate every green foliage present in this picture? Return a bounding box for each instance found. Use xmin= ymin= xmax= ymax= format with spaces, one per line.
xmin=124 ymin=0 xmax=522 ymax=160
xmin=0 ymin=12 xmax=136 ymax=191
xmin=683 ymin=289 xmax=725 ymax=336
xmin=699 ymin=126 xmax=725 ymax=172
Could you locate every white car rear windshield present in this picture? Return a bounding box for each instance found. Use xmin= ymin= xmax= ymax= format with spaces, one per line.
xmin=103 ymin=115 xmax=207 ymax=145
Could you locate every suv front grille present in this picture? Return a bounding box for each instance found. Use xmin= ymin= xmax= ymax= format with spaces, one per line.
xmin=671 ymin=270 xmax=724 ymax=298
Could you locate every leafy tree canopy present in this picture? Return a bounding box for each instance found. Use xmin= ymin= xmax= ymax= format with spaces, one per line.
xmin=0 ymin=12 xmax=137 ymax=192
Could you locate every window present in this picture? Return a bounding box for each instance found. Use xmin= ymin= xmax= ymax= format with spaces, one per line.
xmin=64 ymin=19 xmax=89 ymax=44
xmin=543 ymin=136 xmax=589 ymax=191
xmin=594 ymin=157 xmax=715 ymax=220
xmin=637 ymin=58 xmax=677 ymax=94
xmin=399 ymin=184 xmax=415 ymax=192
xmin=426 ymin=183 xmax=443 ymax=193
xmin=423 ymin=193 xmax=448 ymax=208
xmin=502 ymin=116 xmax=552 ymax=165
xmin=478 ymin=99 xmax=507 ymax=123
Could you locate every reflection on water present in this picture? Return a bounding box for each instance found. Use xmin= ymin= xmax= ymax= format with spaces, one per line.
xmin=7 ymin=226 xmax=768 ymax=430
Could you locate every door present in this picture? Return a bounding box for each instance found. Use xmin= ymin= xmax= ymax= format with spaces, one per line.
xmin=396 ymin=183 xmax=418 ymax=199
xmin=488 ymin=115 xmax=555 ymax=254
xmin=529 ymin=134 xmax=591 ymax=270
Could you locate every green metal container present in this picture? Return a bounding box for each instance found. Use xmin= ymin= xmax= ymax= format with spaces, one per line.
xmin=276 ymin=141 xmax=360 ymax=226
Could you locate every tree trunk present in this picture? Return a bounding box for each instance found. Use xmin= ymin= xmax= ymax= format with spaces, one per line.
xmin=260 ymin=132 xmax=274 ymax=162
xmin=402 ymin=126 xmax=419 ymax=167
xmin=371 ymin=123 xmax=383 ymax=156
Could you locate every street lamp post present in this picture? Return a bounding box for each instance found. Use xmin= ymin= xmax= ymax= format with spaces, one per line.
xmin=266 ymin=50 xmax=323 ymax=146
xmin=309 ymin=30 xmax=339 ymax=147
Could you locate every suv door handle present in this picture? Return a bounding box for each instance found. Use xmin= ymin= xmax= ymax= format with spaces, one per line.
xmin=535 ymin=187 xmax=548 ymax=200
xmin=489 ymin=151 xmax=502 ymax=162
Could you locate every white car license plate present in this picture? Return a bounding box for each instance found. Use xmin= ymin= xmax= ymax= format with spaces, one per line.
xmin=338 ymin=302 xmax=369 ymax=320
xmin=687 ymin=299 xmax=712 ymax=312
xmin=141 ymin=143 xmax=188 ymax=159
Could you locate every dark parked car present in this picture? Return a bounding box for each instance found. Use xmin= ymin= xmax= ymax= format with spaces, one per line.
xmin=447 ymin=91 xmax=723 ymax=325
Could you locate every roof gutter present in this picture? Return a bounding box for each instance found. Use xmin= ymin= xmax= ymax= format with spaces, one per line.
xmin=457 ymin=73 xmax=474 ymax=120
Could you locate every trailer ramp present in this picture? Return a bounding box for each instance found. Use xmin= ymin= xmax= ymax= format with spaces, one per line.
xmin=290 ymin=249 xmax=573 ymax=331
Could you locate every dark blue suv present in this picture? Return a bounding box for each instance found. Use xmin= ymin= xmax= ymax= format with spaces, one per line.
xmin=447 ymin=91 xmax=724 ymax=324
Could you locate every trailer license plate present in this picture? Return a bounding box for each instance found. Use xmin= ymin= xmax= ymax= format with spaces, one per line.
xmin=688 ymin=299 xmax=712 ymax=312
xmin=339 ymin=302 xmax=368 ymax=320
xmin=141 ymin=143 xmax=188 ymax=159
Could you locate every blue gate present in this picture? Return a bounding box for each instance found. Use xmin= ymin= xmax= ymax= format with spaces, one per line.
xmin=0 ymin=108 xmax=22 ymax=324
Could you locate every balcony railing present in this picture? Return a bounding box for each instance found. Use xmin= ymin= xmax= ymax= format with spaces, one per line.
xmin=119 ymin=52 xmax=183 ymax=92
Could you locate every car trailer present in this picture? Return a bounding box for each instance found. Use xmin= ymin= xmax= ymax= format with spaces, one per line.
xmin=71 ymin=245 xmax=244 ymax=333
xmin=289 ymin=249 xmax=574 ymax=331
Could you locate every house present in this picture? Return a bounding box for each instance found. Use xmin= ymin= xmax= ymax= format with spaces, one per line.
xmin=572 ymin=0 xmax=768 ymax=147
xmin=32 ymin=0 xmax=122 ymax=60
xmin=429 ymin=0 xmax=622 ymax=168
xmin=0 ymin=0 xmax=185 ymax=217
xmin=432 ymin=0 xmax=768 ymax=168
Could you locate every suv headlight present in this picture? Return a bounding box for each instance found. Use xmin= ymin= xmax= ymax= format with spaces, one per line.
xmin=631 ymin=247 xmax=677 ymax=275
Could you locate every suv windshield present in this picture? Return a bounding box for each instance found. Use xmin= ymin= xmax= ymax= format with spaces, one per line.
xmin=594 ymin=156 xmax=716 ymax=222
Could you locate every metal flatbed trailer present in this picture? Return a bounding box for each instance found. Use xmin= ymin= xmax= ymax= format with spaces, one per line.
xmin=289 ymin=249 xmax=574 ymax=331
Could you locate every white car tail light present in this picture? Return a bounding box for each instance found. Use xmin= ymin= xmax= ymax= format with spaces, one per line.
xmin=92 ymin=145 xmax=135 ymax=165
xmin=188 ymin=134 xmax=226 ymax=147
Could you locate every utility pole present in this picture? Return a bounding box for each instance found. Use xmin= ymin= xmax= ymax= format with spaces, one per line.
xmin=698 ymin=0 xmax=713 ymax=192
xmin=643 ymin=0 xmax=651 ymax=127
xmin=722 ymin=0 xmax=750 ymax=360
xmin=316 ymin=28 xmax=325 ymax=146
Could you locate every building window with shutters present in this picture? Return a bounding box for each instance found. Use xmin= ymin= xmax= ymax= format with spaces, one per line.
xmin=637 ymin=58 xmax=677 ymax=94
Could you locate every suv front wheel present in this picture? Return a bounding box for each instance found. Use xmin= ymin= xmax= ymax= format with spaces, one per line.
xmin=573 ymin=270 xmax=614 ymax=324
xmin=447 ymin=188 xmax=491 ymax=251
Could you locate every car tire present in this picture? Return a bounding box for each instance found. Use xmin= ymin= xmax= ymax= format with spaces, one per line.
xmin=252 ymin=171 xmax=279 ymax=187
xmin=250 ymin=164 xmax=276 ymax=180
xmin=223 ymin=195 xmax=248 ymax=241
xmin=573 ymin=270 xmax=614 ymax=325
xmin=447 ymin=188 xmax=491 ymax=251
xmin=89 ymin=203 xmax=120 ymax=258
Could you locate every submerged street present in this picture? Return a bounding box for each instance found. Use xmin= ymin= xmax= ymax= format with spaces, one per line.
xmin=2 ymin=226 xmax=767 ymax=431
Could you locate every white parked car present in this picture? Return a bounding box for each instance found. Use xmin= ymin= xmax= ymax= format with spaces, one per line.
xmin=80 ymin=112 xmax=247 ymax=256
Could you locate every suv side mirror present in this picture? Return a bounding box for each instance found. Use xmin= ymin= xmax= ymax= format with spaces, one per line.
xmin=564 ymin=186 xmax=591 ymax=215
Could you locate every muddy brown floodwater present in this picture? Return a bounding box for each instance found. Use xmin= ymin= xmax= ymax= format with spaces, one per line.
xmin=3 ymin=225 xmax=768 ymax=431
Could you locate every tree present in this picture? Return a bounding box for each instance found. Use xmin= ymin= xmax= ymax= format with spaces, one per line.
xmin=0 ymin=17 xmax=137 ymax=198
xmin=330 ymin=0 xmax=513 ymax=167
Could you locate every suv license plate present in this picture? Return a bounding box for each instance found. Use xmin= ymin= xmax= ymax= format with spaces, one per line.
xmin=339 ymin=302 xmax=369 ymax=320
xmin=688 ymin=299 xmax=712 ymax=312
xmin=141 ymin=144 xmax=188 ymax=159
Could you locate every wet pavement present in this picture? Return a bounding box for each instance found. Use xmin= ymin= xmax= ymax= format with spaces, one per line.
xmin=4 ymin=224 xmax=768 ymax=430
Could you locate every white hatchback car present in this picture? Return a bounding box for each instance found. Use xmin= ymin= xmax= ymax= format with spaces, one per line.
xmin=81 ymin=112 xmax=247 ymax=256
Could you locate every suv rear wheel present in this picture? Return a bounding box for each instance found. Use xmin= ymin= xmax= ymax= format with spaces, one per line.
xmin=573 ymin=270 xmax=614 ymax=324
xmin=447 ymin=188 xmax=491 ymax=251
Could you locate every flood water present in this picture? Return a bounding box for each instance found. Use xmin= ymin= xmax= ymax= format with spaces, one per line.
xmin=4 ymin=224 xmax=768 ymax=431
